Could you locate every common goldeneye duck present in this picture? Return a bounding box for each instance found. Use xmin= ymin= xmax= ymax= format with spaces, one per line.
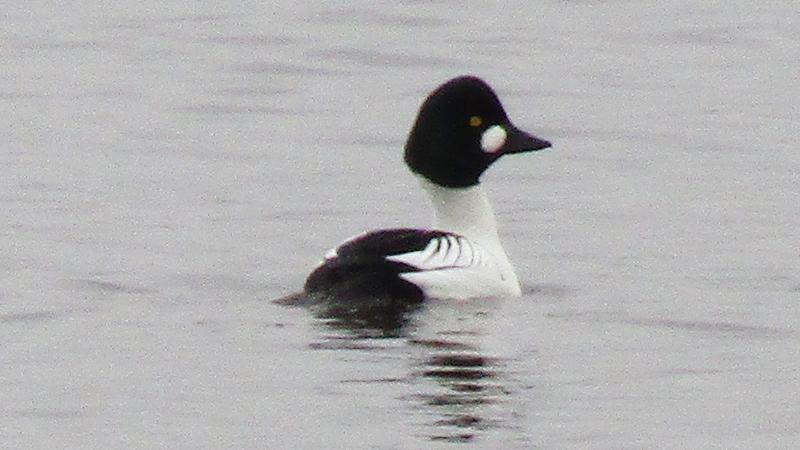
xmin=304 ymin=76 xmax=551 ymax=306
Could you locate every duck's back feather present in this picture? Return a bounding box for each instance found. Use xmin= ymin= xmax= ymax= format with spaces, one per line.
xmin=304 ymin=228 xmax=454 ymax=302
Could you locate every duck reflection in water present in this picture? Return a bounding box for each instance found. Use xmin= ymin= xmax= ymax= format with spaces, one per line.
xmin=409 ymin=335 xmax=510 ymax=443
xmin=276 ymin=292 xmax=515 ymax=443
xmin=273 ymin=290 xmax=421 ymax=338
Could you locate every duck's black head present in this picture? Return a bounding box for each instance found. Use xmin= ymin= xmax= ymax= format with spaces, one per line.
xmin=404 ymin=76 xmax=551 ymax=188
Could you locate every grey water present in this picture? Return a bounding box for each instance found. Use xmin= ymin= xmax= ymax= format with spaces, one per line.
xmin=2 ymin=1 xmax=799 ymax=448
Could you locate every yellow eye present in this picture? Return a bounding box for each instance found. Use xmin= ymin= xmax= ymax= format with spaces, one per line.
xmin=469 ymin=116 xmax=482 ymax=127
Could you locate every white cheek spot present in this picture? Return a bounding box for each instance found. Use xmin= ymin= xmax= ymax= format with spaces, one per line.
xmin=480 ymin=125 xmax=507 ymax=153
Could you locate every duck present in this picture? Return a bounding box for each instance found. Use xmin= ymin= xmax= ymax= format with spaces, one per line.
xmin=303 ymin=76 xmax=551 ymax=308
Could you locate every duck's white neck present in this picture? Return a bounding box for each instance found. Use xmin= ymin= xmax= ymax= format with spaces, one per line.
xmin=418 ymin=177 xmax=501 ymax=243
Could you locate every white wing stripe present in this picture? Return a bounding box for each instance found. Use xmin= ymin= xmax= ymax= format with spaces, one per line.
xmin=454 ymin=236 xmax=470 ymax=267
xmin=437 ymin=237 xmax=450 ymax=263
xmin=420 ymin=238 xmax=439 ymax=263
xmin=448 ymin=235 xmax=462 ymax=266
xmin=386 ymin=236 xmax=490 ymax=271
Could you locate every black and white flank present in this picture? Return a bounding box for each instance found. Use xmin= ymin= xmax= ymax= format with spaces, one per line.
xmin=304 ymin=76 xmax=551 ymax=306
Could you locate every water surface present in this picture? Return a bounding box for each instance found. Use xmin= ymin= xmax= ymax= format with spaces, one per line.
xmin=2 ymin=1 xmax=798 ymax=448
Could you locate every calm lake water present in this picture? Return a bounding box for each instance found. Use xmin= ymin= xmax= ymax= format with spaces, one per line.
xmin=2 ymin=1 xmax=799 ymax=448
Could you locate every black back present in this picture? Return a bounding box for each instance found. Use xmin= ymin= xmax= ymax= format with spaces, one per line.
xmin=333 ymin=228 xmax=452 ymax=262
xmin=304 ymin=228 xmax=451 ymax=299
xmin=303 ymin=229 xmax=454 ymax=330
